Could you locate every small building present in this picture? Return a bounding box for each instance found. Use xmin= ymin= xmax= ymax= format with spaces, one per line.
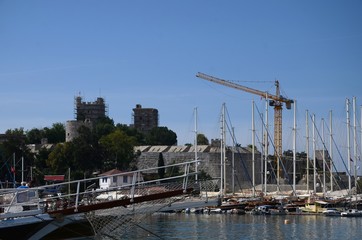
xmin=98 ymin=169 xmax=143 ymax=190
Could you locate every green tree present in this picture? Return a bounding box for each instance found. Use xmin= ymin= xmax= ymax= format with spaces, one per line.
xmin=357 ymin=178 xmax=362 ymax=194
xmin=26 ymin=128 xmax=44 ymax=144
xmin=32 ymin=146 xmax=53 ymax=185
xmin=94 ymin=117 xmax=115 ymax=140
xmin=116 ymin=124 xmax=145 ymax=145
xmin=99 ymin=129 xmax=136 ymax=170
xmin=26 ymin=123 xmax=65 ymax=144
xmin=72 ymin=126 xmax=101 ymax=171
xmin=44 ymin=123 xmax=65 ymax=143
xmin=1 ymin=128 xmax=36 ymax=184
xmin=197 ymin=133 xmax=209 ymax=145
xmin=198 ymin=170 xmax=212 ymax=180
xmin=47 ymin=142 xmax=73 ymax=174
xmin=145 ymin=127 xmax=177 ymax=145
xmin=158 ymin=152 xmax=165 ymax=179
xmin=166 ymin=161 xmax=180 ymax=178
xmin=2 ymin=128 xmax=27 ymax=157
xmin=247 ymin=144 xmax=258 ymax=152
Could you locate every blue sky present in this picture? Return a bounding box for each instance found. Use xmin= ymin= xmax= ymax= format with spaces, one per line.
xmin=1 ymin=1 xmax=361 ymax=171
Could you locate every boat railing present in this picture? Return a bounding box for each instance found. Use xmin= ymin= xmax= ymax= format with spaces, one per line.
xmin=1 ymin=160 xmax=200 ymax=217
xmin=0 ymin=188 xmax=42 ymax=218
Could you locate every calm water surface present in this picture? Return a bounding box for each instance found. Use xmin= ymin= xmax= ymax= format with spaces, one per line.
xmin=123 ymin=213 xmax=362 ymax=240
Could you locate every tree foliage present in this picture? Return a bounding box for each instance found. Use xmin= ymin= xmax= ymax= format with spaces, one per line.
xmin=45 ymin=123 xmax=66 ymax=143
xmin=94 ymin=117 xmax=115 ymax=140
xmin=197 ymin=133 xmax=209 ymax=145
xmin=47 ymin=143 xmax=73 ymax=174
xmin=247 ymin=144 xmax=258 ymax=152
xmin=0 ymin=118 xmax=180 ymax=185
xmin=157 ymin=152 xmax=165 ymax=179
xmin=72 ymin=126 xmax=101 ymax=171
xmin=99 ymin=129 xmax=137 ymax=171
xmin=0 ymin=129 xmax=36 ymax=183
xmin=145 ymin=127 xmax=177 ymax=145
xmin=26 ymin=123 xmax=65 ymax=144
xmin=116 ymin=124 xmax=145 ymax=145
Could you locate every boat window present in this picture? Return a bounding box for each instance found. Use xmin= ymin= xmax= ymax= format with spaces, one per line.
xmin=16 ymin=192 xmax=29 ymax=203
xmin=28 ymin=190 xmax=36 ymax=198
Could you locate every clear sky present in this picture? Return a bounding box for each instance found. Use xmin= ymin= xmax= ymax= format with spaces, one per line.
xmin=1 ymin=1 xmax=361 ymax=172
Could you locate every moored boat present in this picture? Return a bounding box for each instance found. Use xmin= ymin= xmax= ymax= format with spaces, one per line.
xmin=341 ymin=209 xmax=362 ymax=217
xmin=322 ymin=208 xmax=342 ymax=216
xmin=1 ymin=160 xmax=198 ymax=239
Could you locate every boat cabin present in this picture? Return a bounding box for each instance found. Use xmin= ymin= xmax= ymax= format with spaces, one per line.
xmin=301 ymin=200 xmax=342 ymax=213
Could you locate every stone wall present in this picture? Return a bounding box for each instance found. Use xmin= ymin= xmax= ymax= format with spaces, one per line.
xmin=134 ymin=145 xmax=262 ymax=192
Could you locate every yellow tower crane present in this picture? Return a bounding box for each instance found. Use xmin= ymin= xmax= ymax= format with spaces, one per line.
xmin=196 ymin=72 xmax=294 ymax=179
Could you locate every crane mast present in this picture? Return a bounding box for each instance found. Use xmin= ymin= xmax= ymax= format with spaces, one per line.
xmin=196 ymin=72 xmax=294 ymax=176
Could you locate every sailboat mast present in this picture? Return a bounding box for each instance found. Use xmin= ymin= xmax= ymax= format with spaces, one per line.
xmin=21 ymin=156 xmax=24 ymax=183
xmin=293 ymin=100 xmax=297 ymax=195
xmin=264 ymin=95 xmax=269 ymax=195
xmin=194 ymin=107 xmax=198 ymax=182
xmin=220 ymin=104 xmax=224 ymax=196
xmin=329 ymin=110 xmax=333 ymax=192
xmin=219 ymin=103 xmax=227 ymax=196
xmin=346 ymin=98 xmax=351 ymax=193
xmin=252 ymin=100 xmax=255 ymax=197
xmin=312 ymin=114 xmax=317 ymax=193
xmin=232 ymin=127 xmax=236 ymax=195
xmin=353 ymin=97 xmax=357 ymax=190
xmin=260 ymin=112 xmax=264 ymax=186
xmin=222 ymin=104 xmax=227 ymax=196
xmin=322 ymin=118 xmax=326 ymax=195
xmin=306 ymin=110 xmax=310 ymax=193
xmin=13 ymin=153 xmax=16 ymax=188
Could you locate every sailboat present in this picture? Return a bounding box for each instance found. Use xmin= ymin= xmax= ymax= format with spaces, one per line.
xmin=340 ymin=97 xmax=362 ymax=217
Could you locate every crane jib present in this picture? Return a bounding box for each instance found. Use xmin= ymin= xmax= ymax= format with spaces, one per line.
xmin=196 ymin=72 xmax=293 ymax=106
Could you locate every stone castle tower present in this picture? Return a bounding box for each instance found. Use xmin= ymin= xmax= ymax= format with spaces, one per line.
xmin=66 ymin=96 xmax=107 ymax=142
xmin=132 ymin=104 xmax=158 ymax=135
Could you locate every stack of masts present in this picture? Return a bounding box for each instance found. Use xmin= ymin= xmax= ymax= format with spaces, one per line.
xmin=235 ymin=97 xmax=360 ymax=198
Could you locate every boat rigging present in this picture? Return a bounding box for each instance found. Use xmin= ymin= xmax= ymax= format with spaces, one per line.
xmin=196 ymin=72 xmax=294 ymax=180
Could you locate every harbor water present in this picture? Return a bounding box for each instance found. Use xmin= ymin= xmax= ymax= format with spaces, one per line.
xmin=123 ymin=213 xmax=362 ymax=240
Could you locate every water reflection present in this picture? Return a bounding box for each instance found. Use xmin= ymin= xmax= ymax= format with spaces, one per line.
xmin=122 ymin=213 xmax=362 ymax=240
